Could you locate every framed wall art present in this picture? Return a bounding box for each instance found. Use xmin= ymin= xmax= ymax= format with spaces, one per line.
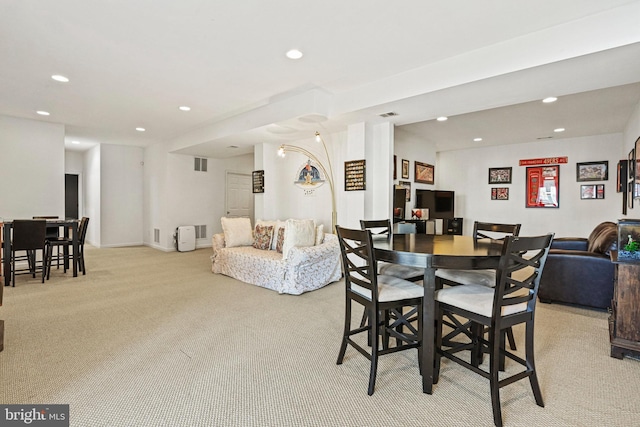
xmin=628 ymin=148 xmax=635 ymax=209
xmin=252 ymin=170 xmax=265 ymax=193
xmin=526 ymin=165 xmax=559 ymax=208
xmin=580 ymin=184 xmax=605 ymax=199
xmin=414 ymin=161 xmax=434 ymax=184
xmin=491 ymin=187 xmax=509 ymax=200
xmin=488 ymin=167 xmax=512 ymax=184
xmin=635 ymin=137 xmax=640 ymax=199
xmin=344 ymin=159 xmax=366 ymax=191
xmin=393 ymin=155 xmax=397 ymax=180
xmin=402 ymin=159 xmax=410 ymax=179
xmin=398 ymin=180 xmax=411 ymax=201
xmin=576 ymin=161 xmax=608 ymax=182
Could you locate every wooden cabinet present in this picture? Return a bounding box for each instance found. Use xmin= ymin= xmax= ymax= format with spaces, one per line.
xmin=609 ymin=252 xmax=640 ymax=359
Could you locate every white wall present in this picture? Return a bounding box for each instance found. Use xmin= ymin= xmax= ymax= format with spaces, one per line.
xmin=430 ymin=133 xmax=624 ymax=237
xmin=623 ymin=98 xmax=640 ymax=217
xmin=100 ymin=144 xmax=144 ymax=247
xmin=0 ymin=116 xmax=65 ymax=220
xmin=83 ymin=146 xmax=101 ymax=247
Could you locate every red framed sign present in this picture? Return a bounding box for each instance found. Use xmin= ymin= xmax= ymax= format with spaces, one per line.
xmin=526 ymin=165 xmax=560 ymax=208
xmin=519 ymin=157 xmax=568 ymax=166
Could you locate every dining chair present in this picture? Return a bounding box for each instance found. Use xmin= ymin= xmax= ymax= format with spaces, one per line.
xmin=433 ymin=233 xmax=553 ymax=427
xmin=10 ymin=219 xmax=48 ymax=286
xmin=436 ymin=221 xmax=522 ymax=350
xmin=44 ymin=217 xmax=89 ymax=279
xmin=335 ymin=226 xmax=423 ymax=395
xmin=33 ymin=216 xmax=61 ymax=268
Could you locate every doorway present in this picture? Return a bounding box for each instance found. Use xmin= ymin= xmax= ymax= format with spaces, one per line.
xmin=225 ymin=172 xmax=253 ymax=222
xmin=65 ymin=174 xmax=79 ymax=219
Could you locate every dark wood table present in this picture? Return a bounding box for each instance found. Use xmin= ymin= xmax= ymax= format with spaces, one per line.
xmin=2 ymin=219 xmax=79 ymax=287
xmin=372 ymin=233 xmax=504 ymax=394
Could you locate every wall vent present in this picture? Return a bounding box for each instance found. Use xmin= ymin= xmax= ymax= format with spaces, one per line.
xmin=195 ymin=225 xmax=207 ymax=239
xmin=154 ymin=228 xmax=160 ymax=243
xmin=194 ymin=157 xmax=208 ymax=172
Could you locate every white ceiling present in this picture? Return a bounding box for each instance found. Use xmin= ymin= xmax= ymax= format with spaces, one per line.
xmin=1 ymin=1 xmax=640 ymax=158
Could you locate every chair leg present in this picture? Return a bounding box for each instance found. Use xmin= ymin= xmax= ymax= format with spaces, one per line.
xmin=489 ymin=328 xmax=504 ymax=427
xmin=506 ymin=327 xmax=517 ymax=350
xmin=526 ymin=320 xmax=544 ymax=408
xmin=368 ymin=308 xmax=379 ymax=396
xmin=336 ymin=299 xmax=352 ymax=365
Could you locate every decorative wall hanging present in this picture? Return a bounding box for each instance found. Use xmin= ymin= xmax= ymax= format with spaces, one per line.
xmin=414 ymin=161 xmax=434 ymax=184
xmin=526 ymin=165 xmax=559 ymax=208
xmin=344 ymin=159 xmax=366 ymax=191
xmin=519 ymin=156 xmax=568 ymax=166
xmin=576 ymin=161 xmax=608 ymax=182
xmin=252 ymin=170 xmax=265 ymax=193
xmin=393 ymin=155 xmax=397 ymax=180
xmin=635 ymin=137 xmax=640 ymax=199
xmin=628 ymin=148 xmax=635 ymax=209
xmin=488 ymin=167 xmax=512 ymax=184
xmin=491 ymin=187 xmax=509 ymax=200
xmin=402 ymin=159 xmax=410 ymax=179
xmin=580 ymin=184 xmax=605 ymax=199
xmin=294 ymin=160 xmax=325 ymax=189
xmin=399 ymin=180 xmax=411 ymax=201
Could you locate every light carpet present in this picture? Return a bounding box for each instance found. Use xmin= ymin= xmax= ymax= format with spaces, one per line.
xmin=0 ymin=245 xmax=639 ymax=426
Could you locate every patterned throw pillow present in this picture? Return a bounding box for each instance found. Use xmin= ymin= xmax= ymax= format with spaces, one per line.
xmin=276 ymin=227 xmax=286 ymax=253
xmin=252 ymin=224 xmax=274 ymax=250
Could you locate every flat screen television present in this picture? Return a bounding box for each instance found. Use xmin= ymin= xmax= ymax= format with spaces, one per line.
xmin=415 ymin=190 xmax=455 ymax=219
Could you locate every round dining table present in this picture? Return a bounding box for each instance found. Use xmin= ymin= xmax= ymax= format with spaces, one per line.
xmin=372 ymin=233 xmax=505 ymax=394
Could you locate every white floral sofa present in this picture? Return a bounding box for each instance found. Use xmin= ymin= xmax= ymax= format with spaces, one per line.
xmin=211 ymin=217 xmax=341 ymax=295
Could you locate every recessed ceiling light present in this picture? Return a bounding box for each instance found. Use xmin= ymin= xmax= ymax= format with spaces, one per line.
xmin=554 ymin=128 xmax=565 ymax=133
xmin=542 ymin=97 xmax=558 ymax=103
xmin=179 ymin=106 xmax=191 ymax=111
xmin=135 ymin=127 xmax=146 ymax=132
xmin=473 ymin=137 xmax=483 ymax=142
xmin=436 ymin=116 xmax=448 ymax=122
xmin=71 ymin=140 xmax=80 ymax=145
xmin=286 ymin=49 xmax=303 ymax=59
xmin=36 ymin=110 xmax=50 ymax=116
xmin=51 ymin=74 xmax=69 ymax=82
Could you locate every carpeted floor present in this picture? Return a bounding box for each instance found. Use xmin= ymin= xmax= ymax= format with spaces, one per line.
xmin=0 ymin=245 xmax=639 ymax=426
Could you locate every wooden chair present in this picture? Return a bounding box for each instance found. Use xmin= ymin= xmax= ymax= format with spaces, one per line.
xmin=436 ymin=221 xmax=521 ymax=351
xmin=335 ymin=226 xmax=423 ymax=395
xmin=9 ymin=220 xmax=48 ymax=286
xmin=434 ymin=233 xmax=553 ymax=427
xmin=45 ymin=217 xmax=89 ymax=279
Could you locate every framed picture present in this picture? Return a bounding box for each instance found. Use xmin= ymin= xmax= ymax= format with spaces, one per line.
xmin=393 ymin=155 xmax=397 ymax=180
xmin=414 ymin=161 xmax=434 ymax=184
xmin=399 ymin=180 xmax=411 ymax=201
xmin=628 ymin=148 xmax=635 ymax=209
xmin=576 ymin=161 xmax=608 ymax=182
xmin=580 ymin=184 xmax=605 ymax=199
xmin=635 ymin=137 xmax=640 ymax=199
xmin=526 ymin=165 xmax=559 ymax=208
xmin=252 ymin=170 xmax=264 ymax=193
xmin=401 ymin=159 xmax=410 ymax=179
xmin=491 ymin=187 xmax=509 ymax=200
xmin=488 ymin=167 xmax=512 ymax=184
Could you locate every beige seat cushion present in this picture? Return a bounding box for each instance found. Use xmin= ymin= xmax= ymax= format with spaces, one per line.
xmin=435 ymin=284 xmax=527 ymax=317
xmin=436 ymin=269 xmax=495 ymax=287
xmin=351 ymin=274 xmax=423 ymax=302
xmin=378 ymin=262 xmax=424 ymax=281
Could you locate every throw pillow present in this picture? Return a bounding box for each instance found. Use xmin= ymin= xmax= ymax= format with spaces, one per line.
xmin=221 ymin=217 xmax=253 ymax=248
xmin=256 ymin=219 xmax=277 ymax=249
xmin=276 ymin=227 xmax=286 ymax=253
xmin=282 ymin=218 xmax=316 ymax=259
xmin=315 ymin=224 xmax=324 ymax=245
xmin=271 ymin=220 xmax=287 ymax=250
xmin=252 ymin=224 xmax=274 ymax=250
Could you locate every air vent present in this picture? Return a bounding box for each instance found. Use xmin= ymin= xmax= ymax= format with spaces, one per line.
xmin=379 ymin=111 xmax=398 ymax=118
xmin=536 ymin=136 xmax=553 ymax=140
xmin=154 ymin=228 xmax=160 ymax=243
xmin=194 ymin=157 xmax=208 ymax=172
xmin=195 ymin=225 xmax=207 ymax=239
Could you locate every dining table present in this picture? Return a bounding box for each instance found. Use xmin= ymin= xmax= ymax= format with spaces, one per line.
xmin=372 ymin=233 xmax=505 ymax=394
xmin=2 ymin=219 xmax=80 ymax=287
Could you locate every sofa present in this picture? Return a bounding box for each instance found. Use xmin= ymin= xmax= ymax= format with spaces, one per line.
xmin=538 ymin=221 xmax=617 ymax=310
xmin=211 ymin=217 xmax=341 ymax=295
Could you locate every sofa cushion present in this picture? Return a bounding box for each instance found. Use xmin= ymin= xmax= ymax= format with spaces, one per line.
xmin=252 ymin=224 xmax=274 ymax=250
xmin=587 ymin=221 xmax=617 ymax=255
xmin=221 ymin=217 xmax=253 ymax=248
xmin=315 ymin=224 xmax=325 ymax=245
xmin=271 ymin=220 xmax=287 ymax=250
xmin=282 ymin=218 xmax=316 ymax=259
xmin=276 ymin=227 xmax=285 ymax=253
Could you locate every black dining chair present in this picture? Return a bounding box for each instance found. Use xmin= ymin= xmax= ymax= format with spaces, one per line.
xmin=10 ymin=219 xmax=48 ymax=286
xmin=335 ymin=226 xmax=423 ymax=395
xmin=434 ymin=233 xmax=553 ymax=427
xmin=436 ymin=221 xmax=522 ymax=351
xmin=45 ymin=217 xmax=89 ymax=279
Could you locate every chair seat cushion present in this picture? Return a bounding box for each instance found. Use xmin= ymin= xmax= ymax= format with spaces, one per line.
xmin=352 ymin=274 xmax=423 ymax=302
xmin=378 ymin=262 xmax=424 ymax=281
xmin=435 ymin=284 xmax=527 ymax=317
xmin=435 ymin=269 xmax=495 ymax=287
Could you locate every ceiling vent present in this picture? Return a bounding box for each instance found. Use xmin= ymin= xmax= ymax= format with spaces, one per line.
xmin=536 ymin=136 xmax=553 ymax=140
xmin=379 ymin=111 xmax=398 ymax=118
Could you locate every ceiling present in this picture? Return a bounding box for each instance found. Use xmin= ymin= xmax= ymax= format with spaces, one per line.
xmin=2 ymin=1 xmax=640 ymax=158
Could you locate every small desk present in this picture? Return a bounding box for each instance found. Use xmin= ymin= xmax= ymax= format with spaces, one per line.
xmin=2 ymin=219 xmax=79 ymax=287
xmin=373 ymin=233 xmax=503 ymax=394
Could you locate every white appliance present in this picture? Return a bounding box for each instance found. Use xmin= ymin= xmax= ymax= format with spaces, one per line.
xmin=175 ymin=226 xmax=196 ymax=252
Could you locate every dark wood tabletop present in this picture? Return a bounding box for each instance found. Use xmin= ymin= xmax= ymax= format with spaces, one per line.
xmin=372 ymin=233 xmax=504 ymax=394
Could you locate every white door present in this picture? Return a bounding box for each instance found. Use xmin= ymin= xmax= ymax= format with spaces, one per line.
xmin=225 ymin=172 xmax=253 ymax=221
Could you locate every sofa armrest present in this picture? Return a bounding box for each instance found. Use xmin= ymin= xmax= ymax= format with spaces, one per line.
xmin=550 ymin=237 xmax=588 ymax=251
xmin=286 ymin=233 xmax=339 ymax=265
xmin=212 ymin=233 xmax=225 ymax=258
